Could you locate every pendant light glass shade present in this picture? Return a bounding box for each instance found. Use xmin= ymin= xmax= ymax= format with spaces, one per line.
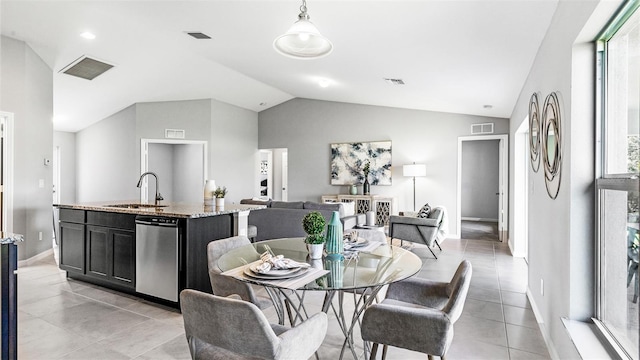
xmin=273 ymin=1 xmax=333 ymax=59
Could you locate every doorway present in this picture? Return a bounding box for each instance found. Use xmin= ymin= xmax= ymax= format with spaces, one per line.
xmin=513 ymin=118 xmax=530 ymax=259
xmin=258 ymin=148 xmax=288 ymax=201
xmin=457 ymin=134 xmax=508 ymax=242
xmin=140 ymin=139 xmax=207 ymax=203
xmin=0 ymin=112 xmax=14 ymax=233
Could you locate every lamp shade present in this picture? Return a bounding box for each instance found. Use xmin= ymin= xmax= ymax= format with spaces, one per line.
xmin=274 ymin=18 xmax=333 ymax=59
xmin=403 ymin=164 xmax=426 ymax=177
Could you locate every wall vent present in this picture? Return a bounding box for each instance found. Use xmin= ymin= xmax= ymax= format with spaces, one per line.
xmin=165 ymin=129 xmax=186 ymax=139
xmin=384 ymin=78 xmax=405 ymax=85
xmin=471 ymin=123 xmax=494 ymax=135
xmin=186 ymin=32 xmax=211 ymax=39
xmin=59 ymin=56 xmax=114 ymax=80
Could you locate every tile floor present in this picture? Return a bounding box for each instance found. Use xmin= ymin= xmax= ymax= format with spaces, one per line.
xmin=17 ymin=238 xmax=550 ymax=359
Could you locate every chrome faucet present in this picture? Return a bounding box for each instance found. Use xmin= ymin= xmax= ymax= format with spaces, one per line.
xmin=136 ymin=172 xmax=164 ymax=206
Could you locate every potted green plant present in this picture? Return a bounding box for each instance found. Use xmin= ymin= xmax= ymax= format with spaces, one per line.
xmin=302 ymin=211 xmax=326 ymax=259
xmin=213 ymin=186 xmax=227 ymax=207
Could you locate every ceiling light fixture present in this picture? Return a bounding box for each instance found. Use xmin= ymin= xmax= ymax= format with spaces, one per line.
xmin=273 ymin=0 xmax=333 ymax=59
xmin=318 ymin=78 xmax=330 ymax=88
xmin=80 ymin=32 xmax=96 ymax=40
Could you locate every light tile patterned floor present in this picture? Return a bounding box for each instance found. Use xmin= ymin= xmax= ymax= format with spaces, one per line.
xmin=17 ymin=238 xmax=550 ymax=359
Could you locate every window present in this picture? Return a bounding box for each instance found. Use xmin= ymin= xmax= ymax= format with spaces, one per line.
xmin=596 ymin=3 xmax=640 ymax=359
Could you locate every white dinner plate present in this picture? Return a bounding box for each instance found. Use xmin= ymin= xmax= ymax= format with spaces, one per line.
xmin=249 ymin=264 xmax=303 ymax=276
xmin=346 ymin=238 xmax=369 ymax=248
xmin=244 ymin=266 xmax=309 ymax=280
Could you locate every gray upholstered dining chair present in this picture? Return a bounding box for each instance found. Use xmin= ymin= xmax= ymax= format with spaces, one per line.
xmin=361 ymin=260 xmax=472 ymax=360
xmin=180 ymin=289 xmax=328 ymax=360
xmin=207 ymin=236 xmax=272 ymax=310
xmin=388 ymin=207 xmax=445 ymax=258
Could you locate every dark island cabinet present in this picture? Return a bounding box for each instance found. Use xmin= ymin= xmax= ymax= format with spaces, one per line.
xmin=59 ymin=209 xmax=86 ymax=274
xmin=86 ymin=225 xmax=135 ymax=289
xmin=59 ymin=209 xmax=136 ymax=289
xmin=85 ymin=211 xmax=136 ymax=289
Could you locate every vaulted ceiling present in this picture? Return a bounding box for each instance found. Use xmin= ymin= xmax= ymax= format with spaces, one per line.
xmin=1 ymin=0 xmax=559 ymax=132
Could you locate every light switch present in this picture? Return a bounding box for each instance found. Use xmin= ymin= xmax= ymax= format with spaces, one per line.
xmin=38 ymin=179 xmax=44 ymax=188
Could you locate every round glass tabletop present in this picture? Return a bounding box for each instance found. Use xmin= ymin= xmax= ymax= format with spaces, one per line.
xmin=217 ymin=237 xmax=423 ymax=291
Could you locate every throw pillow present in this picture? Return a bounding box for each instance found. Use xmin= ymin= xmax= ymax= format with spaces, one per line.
xmin=417 ymin=203 xmax=432 ymax=218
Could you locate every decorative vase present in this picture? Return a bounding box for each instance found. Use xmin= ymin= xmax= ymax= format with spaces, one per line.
xmin=363 ymin=178 xmax=370 ymax=195
xmin=350 ymin=184 xmax=357 ymax=195
xmin=307 ymin=243 xmax=324 ymax=260
xmin=204 ymin=180 xmax=216 ymax=205
xmin=325 ymin=211 xmax=344 ymax=259
xmin=325 ymin=257 xmax=344 ymax=288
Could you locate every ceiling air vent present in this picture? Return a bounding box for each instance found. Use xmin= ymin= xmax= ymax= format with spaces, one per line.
xmin=165 ymin=129 xmax=186 ymax=139
xmin=59 ymin=56 xmax=114 ymax=80
xmin=471 ymin=123 xmax=494 ymax=135
xmin=384 ymin=78 xmax=405 ymax=85
xmin=186 ymin=32 xmax=211 ymax=39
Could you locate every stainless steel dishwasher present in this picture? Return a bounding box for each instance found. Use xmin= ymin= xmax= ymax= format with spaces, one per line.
xmin=135 ymin=216 xmax=179 ymax=302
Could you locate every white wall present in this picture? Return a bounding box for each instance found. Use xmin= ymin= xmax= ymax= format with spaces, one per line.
xmin=76 ymin=105 xmax=137 ymax=202
xmin=209 ymin=99 xmax=259 ymax=204
xmin=258 ymin=98 xmax=509 ymax=236
xmin=75 ymin=98 xmax=258 ymax=205
xmin=0 ymin=36 xmax=54 ymax=260
xmin=147 ymin=143 xmax=174 ymax=201
xmin=53 ymin=131 xmax=76 ymax=204
xmin=461 ymin=140 xmax=500 ymax=220
xmin=507 ymin=0 xmax=619 ymax=357
xmin=173 ymin=144 xmax=204 ymax=203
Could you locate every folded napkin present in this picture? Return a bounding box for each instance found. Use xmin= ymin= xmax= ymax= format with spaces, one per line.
xmin=256 ymin=252 xmax=310 ymax=273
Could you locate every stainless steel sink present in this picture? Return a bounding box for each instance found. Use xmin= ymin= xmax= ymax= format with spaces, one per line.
xmin=103 ymin=204 xmax=168 ymax=209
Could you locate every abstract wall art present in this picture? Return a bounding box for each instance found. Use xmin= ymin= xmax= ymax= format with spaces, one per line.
xmin=330 ymin=141 xmax=392 ymax=185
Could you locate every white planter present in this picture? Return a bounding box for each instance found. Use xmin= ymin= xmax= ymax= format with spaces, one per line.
xmin=307 ymin=243 xmax=324 ymax=260
xmin=215 ymin=198 xmax=224 ymax=207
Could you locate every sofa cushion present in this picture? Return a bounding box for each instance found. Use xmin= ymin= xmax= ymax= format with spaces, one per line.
xmin=271 ymin=201 xmax=304 ymax=209
xmin=304 ymin=201 xmax=342 ymax=216
xmin=240 ymin=198 xmax=271 ymax=206
xmin=417 ymin=203 xmax=432 ymax=218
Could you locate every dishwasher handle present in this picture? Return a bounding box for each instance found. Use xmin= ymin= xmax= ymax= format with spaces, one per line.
xmin=135 ymin=217 xmax=179 ymax=227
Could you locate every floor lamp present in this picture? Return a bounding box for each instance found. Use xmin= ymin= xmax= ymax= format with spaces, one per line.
xmin=403 ymin=163 xmax=427 ymax=211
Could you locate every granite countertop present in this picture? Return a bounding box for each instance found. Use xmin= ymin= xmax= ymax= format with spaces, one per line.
xmin=0 ymin=232 xmax=24 ymax=245
xmin=55 ymin=200 xmax=266 ymax=219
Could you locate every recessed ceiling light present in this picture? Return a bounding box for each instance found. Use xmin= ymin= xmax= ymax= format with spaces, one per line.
xmin=80 ymin=32 xmax=96 ymax=40
xmin=483 ymin=104 xmax=493 ymax=109
xmin=318 ymin=79 xmax=330 ymax=88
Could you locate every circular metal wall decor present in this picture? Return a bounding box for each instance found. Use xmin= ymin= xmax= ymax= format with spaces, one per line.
xmin=541 ymin=92 xmax=562 ymax=199
xmin=528 ymin=93 xmax=541 ymax=172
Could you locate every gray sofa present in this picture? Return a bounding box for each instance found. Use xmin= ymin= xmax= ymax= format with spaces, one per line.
xmin=240 ymin=199 xmax=364 ymax=242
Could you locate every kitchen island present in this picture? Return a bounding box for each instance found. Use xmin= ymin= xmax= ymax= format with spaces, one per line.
xmin=54 ymin=201 xmax=265 ymax=306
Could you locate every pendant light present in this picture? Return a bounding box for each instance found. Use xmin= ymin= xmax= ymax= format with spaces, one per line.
xmin=273 ymin=0 xmax=333 ymax=59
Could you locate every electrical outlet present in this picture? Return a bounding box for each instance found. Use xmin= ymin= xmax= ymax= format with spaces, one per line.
xmin=540 ymin=278 xmax=544 ymax=296
xmin=38 ymin=231 xmax=43 ymax=241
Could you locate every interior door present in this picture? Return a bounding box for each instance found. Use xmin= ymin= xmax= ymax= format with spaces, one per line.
xmin=282 ymin=151 xmax=288 ymax=201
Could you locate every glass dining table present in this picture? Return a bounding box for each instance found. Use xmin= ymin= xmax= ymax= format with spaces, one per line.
xmin=217 ymin=237 xmax=423 ymax=359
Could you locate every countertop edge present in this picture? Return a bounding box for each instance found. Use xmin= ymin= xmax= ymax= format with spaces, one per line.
xmin=55 ymin=202 xmax=266 ymax=218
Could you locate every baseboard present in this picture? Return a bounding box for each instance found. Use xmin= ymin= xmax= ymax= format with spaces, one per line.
xmin=461 ymin=217 xmax=499 ymax=222
xmin=526 ymin=288 xmax=560 ymax=360
xmin=18 ymin=248 xmax=53 ymax=268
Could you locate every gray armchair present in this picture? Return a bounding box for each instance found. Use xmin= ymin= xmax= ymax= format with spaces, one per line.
xmin=361 ymin=260 xmax=472 ymax=360
xmin=207 ymin=236 xmax=272 ymax=310
xmin=180 ymin=289 xmax=328 ymax=360
xmin=389 ymin=207 xmax=445 ymax=258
